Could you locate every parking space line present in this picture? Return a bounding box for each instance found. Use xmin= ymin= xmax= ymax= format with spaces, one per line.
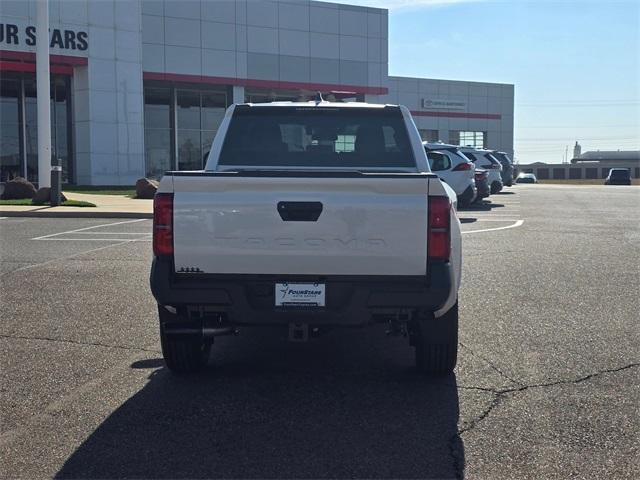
xmin=459 ymin=214 xmax=519 ymax=218
xmin=462 ymin=220 xmax=524 ymax=234
xmin=32 ymin=219 xmax=148 ymax=241
xmin=72 ymin=232 xmax=150 ymax=235
xmin=32 ymin=237 xmax=151 ymax=242
xmin=466 ymin=218 xmax=522 ymax=222
xmin=9 ymin=240 xmax=136 ymax=274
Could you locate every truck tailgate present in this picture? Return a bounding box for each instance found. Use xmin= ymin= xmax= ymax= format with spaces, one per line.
xmin=172 ymin=173 xmax=432 ymax=276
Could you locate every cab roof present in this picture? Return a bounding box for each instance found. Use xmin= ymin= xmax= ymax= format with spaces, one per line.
xmin=239 ymin=101 xmax=393 ymax=109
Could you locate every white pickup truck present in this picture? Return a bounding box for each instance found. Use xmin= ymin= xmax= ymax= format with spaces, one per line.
xmin=150 ymin=100 xmax=462 ymax=375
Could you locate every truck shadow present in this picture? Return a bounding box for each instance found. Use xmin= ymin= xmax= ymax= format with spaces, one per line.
xmin=56 ymin=328 xmax=463 ymax=479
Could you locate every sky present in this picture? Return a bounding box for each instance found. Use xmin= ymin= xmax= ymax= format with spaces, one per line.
xmin=334 ymin=0 xmax=640 ymax=164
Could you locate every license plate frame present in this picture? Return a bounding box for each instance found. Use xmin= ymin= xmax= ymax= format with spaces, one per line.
xmin=275 ymin=282 xmax=326 ymax=307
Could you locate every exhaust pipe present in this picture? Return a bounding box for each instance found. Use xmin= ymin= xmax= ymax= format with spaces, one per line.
xmin=202 ymin=326 xmax=237 ymax=338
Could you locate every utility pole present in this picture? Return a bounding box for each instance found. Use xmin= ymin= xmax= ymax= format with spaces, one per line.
xmin=36 ymin=0 xmax=51 ymax=188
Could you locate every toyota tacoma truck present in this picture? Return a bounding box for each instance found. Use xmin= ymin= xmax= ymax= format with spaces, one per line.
xmin=150 ymin=100 xmax=462 ymax=374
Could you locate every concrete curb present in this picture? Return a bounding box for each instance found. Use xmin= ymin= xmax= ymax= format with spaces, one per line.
xmin=0 ymin=210 xmax=152 ymax=219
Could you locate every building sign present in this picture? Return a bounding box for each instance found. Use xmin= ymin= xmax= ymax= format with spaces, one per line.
xmin=421 ymin=98 xmax=466 ymax=111
xmin=0 ymin=24 xmax=88 ymax=51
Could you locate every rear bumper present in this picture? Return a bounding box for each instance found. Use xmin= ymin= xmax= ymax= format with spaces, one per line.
xmin=150 ymin=257 xmax=453 ymax=326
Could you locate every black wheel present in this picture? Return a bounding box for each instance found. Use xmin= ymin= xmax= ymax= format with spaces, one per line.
xmin=412 ymin=302 xmax=458 ymax=375
xmin=158 ymin=305 xmax=211 ymax=374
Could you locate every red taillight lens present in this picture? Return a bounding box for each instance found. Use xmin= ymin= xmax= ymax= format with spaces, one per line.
xmin=428 ymin=196 xmax=451 ymax=261
xmin=153 ymin=193 xmax=174 ymax=257
xmin=452 ymin=162 xmax=473 ymax=171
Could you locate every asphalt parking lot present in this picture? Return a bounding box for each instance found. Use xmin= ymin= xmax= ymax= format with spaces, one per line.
xmin=1 ymin=184 xmax=638 ymax=479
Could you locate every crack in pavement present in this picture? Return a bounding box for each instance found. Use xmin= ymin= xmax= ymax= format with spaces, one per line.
xmin=0 ymin=333 xmax=161 ymax=354
xmin=459 ymin=341 xmax=525 ymax=387
xmin=448 ymin=362 xmax=640 ymax=479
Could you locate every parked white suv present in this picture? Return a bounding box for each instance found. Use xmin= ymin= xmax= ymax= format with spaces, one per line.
xmin=459 ymin=147 xmax=504 ymax=194
xmin=151 ymin=101 xmax=462 ymax=375
xmin=424 ymin=142 xmax=476 ymax=206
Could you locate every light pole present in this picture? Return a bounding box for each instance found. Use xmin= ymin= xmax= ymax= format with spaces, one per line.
xmin=36 ymin=0 xmax=51 ymax=188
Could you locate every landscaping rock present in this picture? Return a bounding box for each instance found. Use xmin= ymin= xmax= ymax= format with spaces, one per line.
xmin=135 ymin=178 xmax=159 ymax=199
xmin=1 ymin=177 xmax=37 ymax=200
xmin=32 ymin=187 xmax=67 ymax=205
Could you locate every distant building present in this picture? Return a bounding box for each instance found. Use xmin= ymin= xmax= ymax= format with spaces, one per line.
xmin=573 ymin=141 xmax=581 ymax=159
xmin=517 ymin=150 xmax=640 ymax=180
xmin=571 ymin=150 xmax=640 ymax=163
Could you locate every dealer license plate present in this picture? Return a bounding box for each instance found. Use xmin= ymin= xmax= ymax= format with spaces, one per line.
xmin=275 ymin=283 xmax=326 ymax=307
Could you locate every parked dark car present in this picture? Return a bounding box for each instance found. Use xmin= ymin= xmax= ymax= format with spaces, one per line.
xmin=604 ymin=168 xmax=631 ymax=185
xmin=474 ymin=169 xmax=491 ymax=202
xmin=491 ymin=151 xmax=515 ymax=186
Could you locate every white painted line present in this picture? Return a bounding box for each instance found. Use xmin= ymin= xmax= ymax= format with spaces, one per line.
xmin=473 ymin=218 xmax=522 ymax=222
xmin=32 ymin=218 xmax=147 ymax=240
xmin=458 ymin=216 xmax=521 ymax=221
xmin=459 ymin=214 xmax=520 ymax=218
xmin=465 ymin=215 xmax=520 ymax=218
xmin=33 ymin=238 xmax=150 ymax=242
xmin=85 ymin=231 xmax=150 ymax=234
xmin=462 ymin=220 xmax=524 ymax=234
xmin=10 ymin=240 xmax=135 ymax=274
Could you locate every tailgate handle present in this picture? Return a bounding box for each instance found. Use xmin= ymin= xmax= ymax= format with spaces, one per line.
xmin=277 ymin=201 xmax=323 ymax=222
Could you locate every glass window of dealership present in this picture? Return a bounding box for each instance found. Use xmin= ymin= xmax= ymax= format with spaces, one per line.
xmin=142 ymin=84 xmax=359 ymax=179
xmin=1 ymin=73 xmax=72 ymax=183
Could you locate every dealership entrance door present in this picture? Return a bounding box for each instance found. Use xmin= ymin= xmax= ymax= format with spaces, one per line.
xmin=0 ymin=73 xmax=72 ymax=184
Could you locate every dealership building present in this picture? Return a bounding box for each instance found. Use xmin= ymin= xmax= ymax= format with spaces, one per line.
xmin=0 ymin=0 xmax=514 ymax=185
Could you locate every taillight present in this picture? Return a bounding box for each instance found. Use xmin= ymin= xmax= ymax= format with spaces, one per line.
xmin=153 ymin=193 xmax=174 ymax=257
xmin=452 ymin=162 xmax=473 ymax=171
xmin=428 ymin=196 xmax=451 ymax=261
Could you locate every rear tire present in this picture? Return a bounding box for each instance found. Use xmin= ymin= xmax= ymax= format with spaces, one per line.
xmin=412 ymin=302 xmax=458 ymax=375
xmin=158 ymin=306 xmax=211 ymax=374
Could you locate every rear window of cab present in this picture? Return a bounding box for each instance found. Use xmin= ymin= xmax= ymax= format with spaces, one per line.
xmin=219 ymin=106 xmax=416 ymax=170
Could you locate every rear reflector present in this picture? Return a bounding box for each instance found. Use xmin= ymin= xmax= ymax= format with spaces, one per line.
xmin=428 ymin=196 xmax=451 ymax=261
xmin=153 ymin=193 xmax=174 ymax=257
xmin=452 ymin=162 xmax=473 ymax=171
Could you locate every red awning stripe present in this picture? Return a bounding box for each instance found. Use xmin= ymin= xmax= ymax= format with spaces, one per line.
xmin=0 ymin=60 xmax=74 ymax=75
xmin=0 ymin=49 xmax=88 ymax=67
xmin=411 ymin=110 xmax=502 ymax=120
